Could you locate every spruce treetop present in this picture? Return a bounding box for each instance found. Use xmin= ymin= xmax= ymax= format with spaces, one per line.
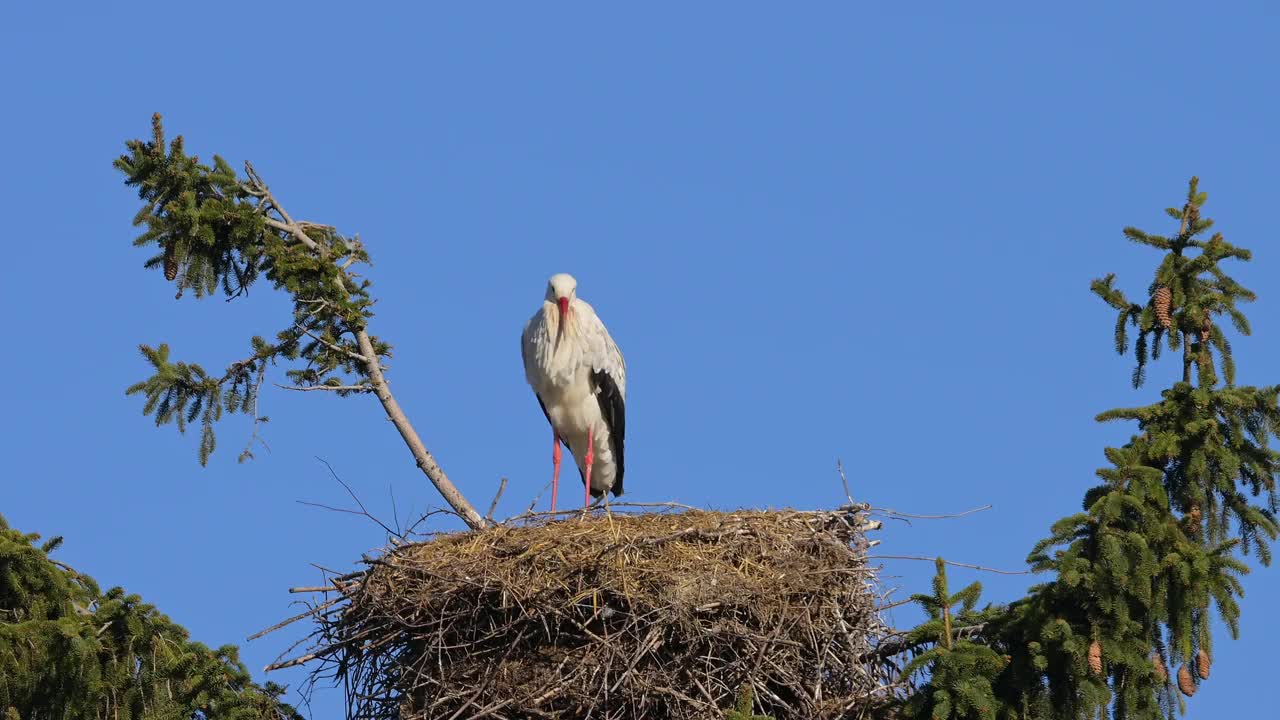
xmin=902 ymin=178 xmax=1277 ymax=720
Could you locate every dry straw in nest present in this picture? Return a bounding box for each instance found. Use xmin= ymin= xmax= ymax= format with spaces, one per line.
xmin=271 ymin=504 xmax=899 ymax=720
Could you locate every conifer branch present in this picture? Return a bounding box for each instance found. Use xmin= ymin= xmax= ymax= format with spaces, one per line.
xmin=117 ymin=115 xmax=487 ymax=530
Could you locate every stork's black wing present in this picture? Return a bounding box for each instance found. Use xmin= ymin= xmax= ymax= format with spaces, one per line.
xmin=533 ymin=392 xmax=552 ymax=429
xmin=591 ymin=368 xmax=626 ymax=496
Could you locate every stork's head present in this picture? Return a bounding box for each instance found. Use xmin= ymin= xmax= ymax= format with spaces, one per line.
xmin=545 ymin=273 xmax=578 ymax=321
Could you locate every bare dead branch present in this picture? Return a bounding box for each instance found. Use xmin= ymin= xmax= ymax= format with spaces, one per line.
xmin=872 ymin=505 xmax=994 ymax=521
xmin=485 ymin=477 xmax=508 ymax=522
xmin=294 ymin=458 xmax=403 ymax=541
xmin=244 ymin=162 xmax=486 ymax=529
xmin=246 ymin=596 xmax=345 ymax=642
xmin=351 ymin=329 xmax=486 ymax=529
xmin=837 ymin=458 xmax=855 ymax=506
xmin=867 ymin=555 xmax=1030 ymax=576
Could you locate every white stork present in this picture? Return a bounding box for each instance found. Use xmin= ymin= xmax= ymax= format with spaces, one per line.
xmin=521 ymin=273 xmax=627 ymax=512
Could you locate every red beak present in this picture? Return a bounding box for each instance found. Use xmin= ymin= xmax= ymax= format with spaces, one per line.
xmin=557 ymin=296 xmax=569 ymax=319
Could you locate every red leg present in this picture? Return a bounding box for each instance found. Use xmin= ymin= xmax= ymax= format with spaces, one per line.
xmin=551 ymin=430 xmax=562 ymax=513
xmin=584 ymin=429 xmax=594 ymax=509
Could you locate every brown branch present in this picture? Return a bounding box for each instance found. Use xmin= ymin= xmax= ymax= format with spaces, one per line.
xmin=246 ymin=595 xmax=345 ymax=641
xmin=1176 ymin=207 xmax=1194 ymax=385
xmin=942 ymin=599 xmax=953 ymax=650
xmin=288 ymin=583 xmax=359 ymax=594
xmin=486 ymin=477 xmax=508 ymax=522
xmin=306 ymin=458 xmax=405 ymax=539
xmin=296 ymin=499 xmax=374 ymax=519
xmin=245 ymin=163 xmax=485 ymax=530
xmin=275 ymin=383 xmax=373 ymax=393
xmin=50 ymin=559 xmax=82 ymax=576
xmin=872 ymin=505 xmax=993 ymax=521
xmin=292 ymin=323 xmax=367 ymax=362
xmin=837 ymin=459 xmax=855 ymax=506
xmin=868 ymin=555 xmax=1031 ymax=576
xmin=858 ymin=623 xmax=989 ymax=664
xmin=355 ymin=329 xmax=485 ymax=529
xmin=1183 ymin=330 xmax=1194 ymax=384
xmin=264 ymin=652 xmax=321 ymax=672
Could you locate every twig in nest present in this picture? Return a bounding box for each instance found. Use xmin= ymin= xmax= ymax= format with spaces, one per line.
xmin=868 ymin=554 xmax=1030 ymax=576
xmin=837 ymin=458 xmax=855 ymax=506
xmin=872 ymin=505 xmax=993 ymax=523
xmin=521 ymin=480 xmax=553 ymax=517
xmin=389 ymin=483 xmax=400 ymax=536
xmin=247 ymin=595 xmax=345 ymax=642
xmin=486 ymin=477 xmax=508 ymax=522
xmin=295 ymin=457 xmax=403 ymax=541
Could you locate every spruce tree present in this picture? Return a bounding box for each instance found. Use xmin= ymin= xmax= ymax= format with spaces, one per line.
xmin=901 ymin=178 xmax=1277 ymax=719
xmin=0 ymin=515 xmax=301 ymax=720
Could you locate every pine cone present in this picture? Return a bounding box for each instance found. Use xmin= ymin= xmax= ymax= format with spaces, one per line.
xmin=1182 ymin=504 xmax=1203 ymax=527
xmin=1153 ymin=286 xmax=1173 ymax=329
xmin=1177 ymin=664 xmax=1197 ymax=697
xmin=1153 ymin=654 xmax=1168 ymax=682
xmin=163 ymin=245 xmax=179 ymax=282
xmin=1087 ymin=640 xmax=1103 ymax=675
xmin=1201 ymin=318 xmax=1212 ymax=344
xmin=1196 ymin=649 xmax=1211 ymax=680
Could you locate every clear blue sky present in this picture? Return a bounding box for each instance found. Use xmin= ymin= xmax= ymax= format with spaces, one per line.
xmin=2 ymin=2 xmax=1277 ymax=715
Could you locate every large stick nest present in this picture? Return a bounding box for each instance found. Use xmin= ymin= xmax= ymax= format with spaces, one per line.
xmin=278 ymin=504 xmax=903 ymax=719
